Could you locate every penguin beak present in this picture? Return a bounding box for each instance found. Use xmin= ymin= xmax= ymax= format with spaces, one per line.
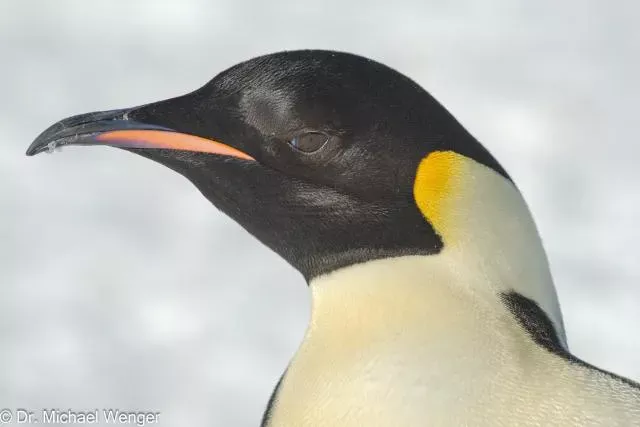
xmin=25 ymin=108 xmax=254 ymax=160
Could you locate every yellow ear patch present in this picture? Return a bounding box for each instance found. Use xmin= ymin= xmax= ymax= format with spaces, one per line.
xmin=413 ymin=151 xmax=465 ymax=242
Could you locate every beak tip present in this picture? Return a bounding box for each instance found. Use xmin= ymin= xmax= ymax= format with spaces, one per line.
xmin=25 ymin=144 xmax=39 ymax=157
xmin=25 ymin=138 xmax=48 ymax=157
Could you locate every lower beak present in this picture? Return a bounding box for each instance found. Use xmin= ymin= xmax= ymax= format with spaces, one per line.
xmin=25 ymin=108 xmax=253 ymax=161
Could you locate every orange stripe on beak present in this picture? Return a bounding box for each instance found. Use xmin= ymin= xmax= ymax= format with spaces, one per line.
xmin=96 ymin=130 xmax=254 ymax=161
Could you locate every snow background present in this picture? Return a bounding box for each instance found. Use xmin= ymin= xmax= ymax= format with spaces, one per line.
xmin=1 ymin=0 xmax=638 ymax=425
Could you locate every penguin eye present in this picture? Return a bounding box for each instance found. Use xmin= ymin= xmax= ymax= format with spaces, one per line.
xmin=289 ymin=131 xmax=329 ymax=153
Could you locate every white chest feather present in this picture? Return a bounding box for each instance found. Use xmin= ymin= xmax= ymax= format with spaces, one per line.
xmin=267 ymin=258 xmax=640 ymax=426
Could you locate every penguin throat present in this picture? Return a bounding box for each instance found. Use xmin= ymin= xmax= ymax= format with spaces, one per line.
xmin=272 ymin=257 xmax=639 ymax=425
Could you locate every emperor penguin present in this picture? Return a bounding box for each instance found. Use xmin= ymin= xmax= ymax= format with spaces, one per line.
xmin=27 ymin=50 xmax=640 ymax=426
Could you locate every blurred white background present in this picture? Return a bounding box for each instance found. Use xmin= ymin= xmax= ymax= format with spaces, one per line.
xmin=1 ymin=0 xmax=638 ymax=425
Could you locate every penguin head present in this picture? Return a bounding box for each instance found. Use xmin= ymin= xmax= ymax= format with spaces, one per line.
xmin=27 ymin=50 xmax=516 ymax=282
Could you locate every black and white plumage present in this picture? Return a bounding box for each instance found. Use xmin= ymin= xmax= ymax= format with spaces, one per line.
xmin=28 ymin=50 xmax=640 ymax=426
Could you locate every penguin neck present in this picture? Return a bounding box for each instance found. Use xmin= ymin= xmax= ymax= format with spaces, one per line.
xmin=412 ymin=151 xmax=566 ymax=342
xmin=297 ymin=152 xmax=567 ymax=367
xmin=299 ymin=153 xmax=565 ymax=348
